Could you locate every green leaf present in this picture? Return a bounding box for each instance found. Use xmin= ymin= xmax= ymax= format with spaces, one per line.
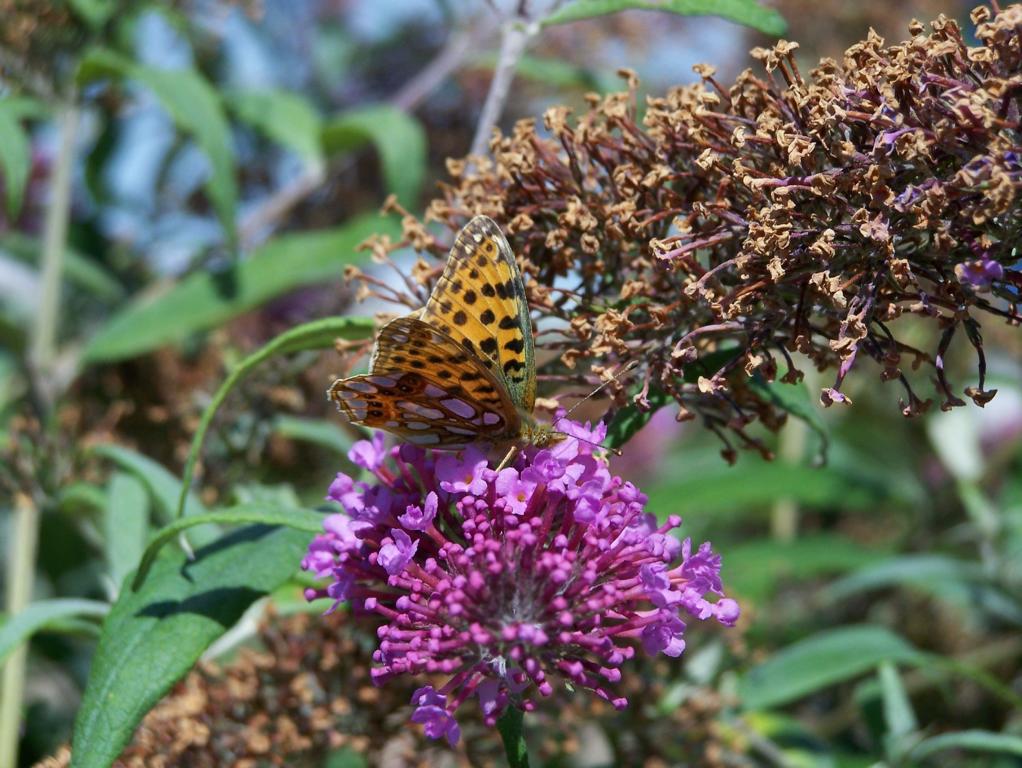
xmin=605 ymin=386 xmax=672 ymax=451
xmin=72 ymin=523 xmax=311 ymax=768
xmin=724 ymin=535 xmax=887 ymax=604
xmin=104 ymin=472 xmax=150 ymax=592
xmin=90 ymin=444 xmax=215 ymax=545
xmin=542 ymin=0 xmax=787 ymax=35
xmin=739 ymin=626 xmax=923 ymax=710
xmin=273 ymin=414 xmax=355 ymax=454
xmin=0 ymin=599 xmax=110 ymax=665
xmin=174 ymin=316 xmax=374 ymax=521
xmin=0 ymin=99 xmax=32 ymax=219
xmin=82 ymin=213 xmax=396 ymax=363
xmin=879 ymin=662 xmax=917 ymax=743
xmin=323 ymin=748 xmax=369 ymax=768
xmin=822 ymin=555 xmax=985 ymax=604
xmin=322 ymin=106 xmax=426 ymax=208
xmin=132 ymin=504 xmax=324 ymax=590
xmin=644 ymin=458 xmax=886 ymax=524
xmin=77 ymin=48 xmax=238 ymax=248
xmin=605 ymin=347 xmax=741 ymax=449
xmin=226 ymin=88 xmax=323 ymax=167
xmin=0 ymin=232 xmax=124 ymax=301
xmin=747 ymin=377 xmax=829 ymax=462
xmin=909 ymin=730 xmax=1022 ymax=761
xmin=497 ymin=707 xmax=531 ymax=768
xmin=68 ymin=0 xmax=117 ymax=27
xmin=57 ymin=481 xmax=108 ymax=514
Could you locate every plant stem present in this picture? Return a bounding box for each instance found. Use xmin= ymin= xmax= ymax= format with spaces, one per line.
xmin=469 ymin=18 xmax=533 ymax=158
xmin=0 ymin=494 xmax=42 ymax=768
xmin=1 ymin=101 xmax=78 ymax=768
xmin=770 ymin=416 xmax=806 ymax=541
xmin=497 ymin=707 xmax=531 ymax=768
xmin=28 ymin=103 xmax=79 ymax=408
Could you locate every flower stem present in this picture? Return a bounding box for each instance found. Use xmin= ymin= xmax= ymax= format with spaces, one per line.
xmin=497 ymin=707 xmax=531 ymax=768
xmin=0 ymin=101 xmax=78 ymax=768
xmin=0 ymin=494 xmax=42 ymax=768
xmin=770 ymin=416 xmax=807 ymax=541
xmin=28 ymin=103 xmax=79 ymax=407
xmin=468 ymin=18 xmax=533 ymax=158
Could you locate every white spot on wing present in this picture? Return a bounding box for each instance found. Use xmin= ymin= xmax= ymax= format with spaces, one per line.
xmin=406 ymin=421 xmax=431 ymax=431
xmin=399 ymin=401 xmax=445 ymax=420
xmin=483 ymin=412 xmax=502 ymax=426
xmin=442 ymin=399 xmax=476 ymax=419
xmin=366 ymin=376 xmax=397 ymax=388
xmin=345 ymin=380 xmax=376 ymax=393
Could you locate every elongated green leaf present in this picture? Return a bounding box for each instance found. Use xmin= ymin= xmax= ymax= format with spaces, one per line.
xmin=273 ymin=414 xmax=355 ymax=454
xmin=0 ymin=100 xmax=31 ymax=218
xmin=226 ymin=88 xmax=323 ymax=167
xmin=58 ymin=481 xmax=108 ymax=514
xmin=77 ymin=48 xmax=238 ymax=248
xmin=322 ymin=106 xmax=426 ymax=208
xmin=0 ymin=599 xmax=110 ymax=665
xmin=879 ymin=663 xmax=917 ymax=742
xmin=90 ymin=444 xmax=216 ymax=546
xmin=133 ymin=504 xmax=324 ymax=590
xmin=909 ymin=730 xmax=1022 ymax=760
xmin=72 ymin=523 xmax=311 ymax=768
xmin=739 ymin=626 xmax=923 ymax=710
xmin=606 ymin=386 xmax=672 ymax=451
xmin=0 ymin=232 xmax=124 ymax=301
xmin=824 ymin=555 xmax=987 ymax=601
xmin=174 ymin=316 xmax=374 ymax=521
xmin=104 ymin=472 xmax=150 ymax=591
xmin=82 ymin=213 xmax=396 ymax=363
xmin=543 ymin=0 xmax=787 ymax=35
xmin=644 ymin=459 xmax=886 ymax=523
xmin=724 ymin=535 xmax=887 ymax=604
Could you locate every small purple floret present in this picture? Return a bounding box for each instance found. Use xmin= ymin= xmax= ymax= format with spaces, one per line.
xmin=304 ymin=424 xmax=739 ymax=744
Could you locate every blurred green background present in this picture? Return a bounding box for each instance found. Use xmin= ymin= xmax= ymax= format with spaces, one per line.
xmin=3 ymin=1 xmax=1022 ymax=766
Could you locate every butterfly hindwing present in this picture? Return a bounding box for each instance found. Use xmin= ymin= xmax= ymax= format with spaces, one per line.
xmin=421 ymin=216 xmax=536 ymax=412
xmin=329 ymin=316 xmax=520 ymax=448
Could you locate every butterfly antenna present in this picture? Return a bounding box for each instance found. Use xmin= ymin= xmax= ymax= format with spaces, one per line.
xmin=552 ymin=361 xmax=638 ymax=457
xmin=560 ymin=361 xmax=639 ymax=421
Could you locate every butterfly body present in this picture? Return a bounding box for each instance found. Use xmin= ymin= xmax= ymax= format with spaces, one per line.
xmin=329 ymin=216 xmax=564 ymax=454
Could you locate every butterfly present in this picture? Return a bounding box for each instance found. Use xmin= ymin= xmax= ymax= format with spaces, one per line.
xmin=328 ymin=215 xmax=564 ymax=460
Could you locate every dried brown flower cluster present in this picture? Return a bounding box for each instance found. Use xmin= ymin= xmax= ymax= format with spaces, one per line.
xmin=35 ymin=610 xmax=738 ymax=767
xmin=359 ymin=5 xmax=1022 ymax=459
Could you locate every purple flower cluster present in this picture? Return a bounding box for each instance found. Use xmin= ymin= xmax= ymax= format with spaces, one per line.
xmin=303 ymin=419 xmax=739 ymax=744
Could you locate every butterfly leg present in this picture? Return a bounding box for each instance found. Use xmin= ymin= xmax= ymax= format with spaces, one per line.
xmin=495 ymin=445 xmax=518 ymax=472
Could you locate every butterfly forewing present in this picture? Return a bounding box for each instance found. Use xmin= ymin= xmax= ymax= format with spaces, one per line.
xmin=329 ymin=316 xmax=521 ymax=448
xmin=420 ymin=216 xmax=537 ymax=412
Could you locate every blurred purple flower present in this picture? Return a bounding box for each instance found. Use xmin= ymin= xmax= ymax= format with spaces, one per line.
xmin=956 ymin=257 xmax=1004 ymax=290
xmin=303 ymin=422 xmax=739 ymax=743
